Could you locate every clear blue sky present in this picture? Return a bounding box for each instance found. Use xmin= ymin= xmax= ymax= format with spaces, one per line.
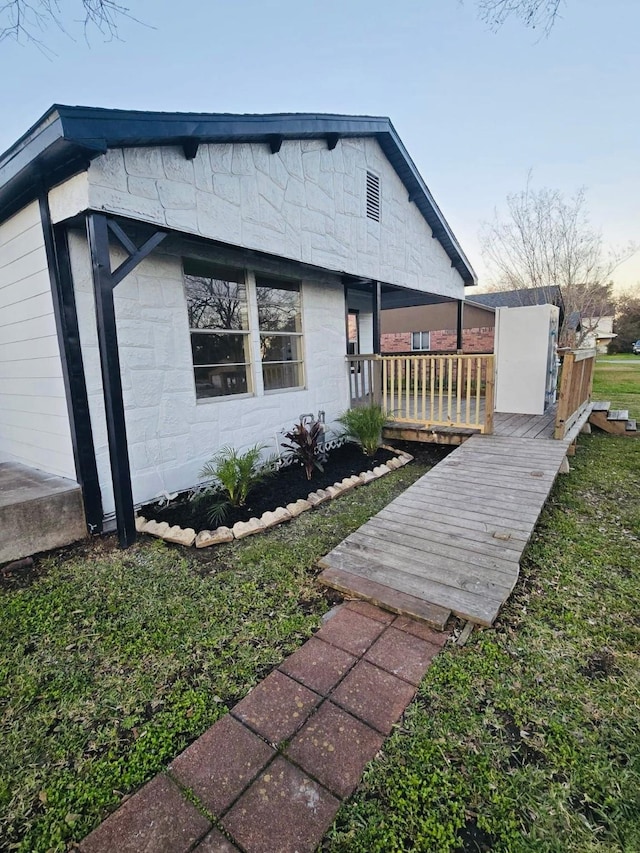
xmin=1 ymin=0 xmax=638 ymax=290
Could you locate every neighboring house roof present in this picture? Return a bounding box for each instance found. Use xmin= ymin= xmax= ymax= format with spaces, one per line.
xmin=0 ymin=104 xmax=477 ymax=285
xmin=470 ymin=285 xmax=563 ymax=309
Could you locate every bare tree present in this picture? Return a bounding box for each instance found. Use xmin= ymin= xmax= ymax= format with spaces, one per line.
xmin=478 ymin=0 xmax=564 ymax=34
xmin=480 ymin=180 xmax=636 ymax=345
xmin=0 ymin=0 xmax=137 ymax=48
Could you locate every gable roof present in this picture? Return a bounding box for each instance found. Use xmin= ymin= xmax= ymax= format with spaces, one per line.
xmin=470 ymin=285 xmax=563 ymax=309
xmin=0 ymin=105 xmax=476 ymax=285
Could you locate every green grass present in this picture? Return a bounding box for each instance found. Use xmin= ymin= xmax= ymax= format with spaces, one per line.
xmin=592 ymin=356 xmax=640 ymax=419
xmin=326 ymin=358 xmax=640 ymax=852
xmin=0 ymin=462 xmax=428 ymax=852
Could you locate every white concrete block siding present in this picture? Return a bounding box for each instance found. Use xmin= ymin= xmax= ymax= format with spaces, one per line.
xmin=82 ymin=137 xmax=464 ymax=300
xmin=41 ymin=133 xmax=467 ymax=519
xmin=68 ymin=232 xmax=349 ymax=518
xmin=0 ymin=202 xmax=75 ymax=479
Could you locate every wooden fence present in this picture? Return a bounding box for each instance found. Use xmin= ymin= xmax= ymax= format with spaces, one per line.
xmin=553 ymin=348 xmax=596 ymax=440
xmin=347 ymin=353 xmax=495 ymax=434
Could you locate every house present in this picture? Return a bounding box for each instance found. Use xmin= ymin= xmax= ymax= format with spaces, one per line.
xmin=579 ymin=315 xmax=616 ymax=353
xmin=381 ymin=298 xmax=495 ymax=354
xmin=378 ymin=285 xmax=580 ymax=356
xmin=0 ymin=105 xmax=476 ymax=549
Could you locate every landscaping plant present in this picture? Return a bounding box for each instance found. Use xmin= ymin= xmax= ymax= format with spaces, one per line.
xmin=337 ymin=404 xmax=390 ymax=457
xmin=281 ymin=419 xmax=328 ymax=480
xmin=199 ymin=444 xmax=273 ymax=524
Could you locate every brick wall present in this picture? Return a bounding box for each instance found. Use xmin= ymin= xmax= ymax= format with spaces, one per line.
xmin=381 ymin=327 xmax=494 ymax=354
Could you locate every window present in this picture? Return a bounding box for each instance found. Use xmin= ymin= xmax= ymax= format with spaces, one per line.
xmin=256 ymin=277 xmax=304 ymax=391
xmin=183 ymin=259 xmax=252 ymax=398
xmin=411 ymin=331 xmax=430 ymax=351
xmin=366 ymin=171 xmax=380 ymax=222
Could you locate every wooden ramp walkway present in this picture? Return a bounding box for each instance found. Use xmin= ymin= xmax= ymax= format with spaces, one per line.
xmin=318 ymin=433 xmax=571 ymax=628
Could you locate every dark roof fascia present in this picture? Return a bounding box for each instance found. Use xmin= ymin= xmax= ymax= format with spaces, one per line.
xmin=0 ymin=105 xmax=476 ymax=285
xmin=464 ymin=298 xmax=496 ymax=313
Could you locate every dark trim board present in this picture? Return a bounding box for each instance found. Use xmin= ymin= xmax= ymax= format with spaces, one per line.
xmin=39 ymin=194 xmax=104 ymax=533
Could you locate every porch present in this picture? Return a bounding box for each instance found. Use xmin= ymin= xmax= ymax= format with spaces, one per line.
xmin=319 ymin=349 xmax=597 ymax=627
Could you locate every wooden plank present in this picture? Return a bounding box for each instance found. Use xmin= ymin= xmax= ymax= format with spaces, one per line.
xmin=406 ymin=481 xmax=548 ymax=517
xmin=351 ymin=522 xmax=519 ymax=578
xmin=389 ymin=491 xmax=540 ymax=529
xmin=438 ymin=457 xmax=561 ymax=477
xmin=317 ymin=566 xmax=451 ymax=630
xmin=332 ymin=538 xmax=515 ymax=601
xmin=374 ymin=509 xmax=526 ymax=556
xmin=422 ymin=467 xmax=555 ymax=496
xmin=321 ymin=546 xmax=504 ymax=626
xmin=376 ymin=504 xmax=532 ymax=544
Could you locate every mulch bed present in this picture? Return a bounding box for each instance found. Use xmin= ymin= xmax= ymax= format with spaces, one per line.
xmin=140 ymin=442 xmax=449 ymax=531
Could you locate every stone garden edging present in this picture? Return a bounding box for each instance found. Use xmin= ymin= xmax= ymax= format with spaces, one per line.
xmin=134 ymin=452 xmax=414 ymax=549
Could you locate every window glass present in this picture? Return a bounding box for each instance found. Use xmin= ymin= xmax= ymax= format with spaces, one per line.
xmin=411 ymin=331 xmax=430 ymax=351
xmin=257 ymin=278 xmax=304 ymax=390
xmin=183 ymin=260 xmax=251 ymax=398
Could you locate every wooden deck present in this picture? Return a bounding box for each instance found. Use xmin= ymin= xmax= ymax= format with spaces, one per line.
xmin=318 ymin=429 xmax=571 ymax=628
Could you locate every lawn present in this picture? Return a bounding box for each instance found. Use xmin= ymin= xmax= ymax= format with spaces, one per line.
xmin=326 ymin=368 xmax=640 ymax=851
xmin=592 ymin=355 xmax=640 ymax=419
xmin=0 ymin=459 xmax=432 ymax=852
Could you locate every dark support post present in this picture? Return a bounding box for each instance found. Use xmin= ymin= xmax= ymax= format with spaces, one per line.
xmin=87 ymin=213 xmax=136 ymax=547
xmin=47 ymin=217 xmax=104 ymax=532
xmin=372 ymin=280 xmax=382 ymax=355
xmin=86 ymin=213 xmax=168 ymax=547
xmin=456 ymin=299 xmax=464 ymax=352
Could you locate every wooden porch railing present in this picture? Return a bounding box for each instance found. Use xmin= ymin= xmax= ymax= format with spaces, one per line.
xmin=553 ymin=348 xmax=596 ymax=439
xmin=347 ymin=353 xmax=495 ymax=434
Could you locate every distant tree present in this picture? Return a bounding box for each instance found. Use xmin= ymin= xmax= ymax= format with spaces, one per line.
xmin=0 ymin=0 xmax=137 ymax=49
xmin=478 ymin=0 xmax=564 ymax=34
xmin=480 ymin=180 xmax=636 ymax=345
xmin=610 ymin=288 xmax=640 ymax=353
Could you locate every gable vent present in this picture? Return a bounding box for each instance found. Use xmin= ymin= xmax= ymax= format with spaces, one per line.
xmin=366 ymin=171 xmax=380 ymax=222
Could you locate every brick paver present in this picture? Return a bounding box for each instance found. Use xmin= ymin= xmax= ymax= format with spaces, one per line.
xmin=170 ymin=715 xmax=275 ymax=815
xmin=331 ymin=659 xmax=417 ymax=734
xmin=344 ymin=599 xmax=396 ymax=624
xmin=365 ymin=626 xmax=441 ymax=685
xmin=393 ymin=613 xmax=450 ymax=645
xmin=286 ymin=701 xmax=384 ymax=798
xmin=231 ymin=670 xmax=320 ymax=744
xmin=79 ymin=605 xmax=449 ymax=853
xmin=314 ymin=607 xmax=386 ymax=656
xmin=222 ymin=756 xmax=340 ymax=853
xmin=79 ymin=774 xmax=210 ymax=853
xmin=278 ymin=636 xmax=356 ymax=695
xmin=193 ymin=828 xmax=241 ymax=851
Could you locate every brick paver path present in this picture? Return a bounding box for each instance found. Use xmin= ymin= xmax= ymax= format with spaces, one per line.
xmin=79 ymin=601 xmax=449 ymax=853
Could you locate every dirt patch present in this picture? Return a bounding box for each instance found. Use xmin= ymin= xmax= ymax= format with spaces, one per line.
xmin=581 ymin=648 xmax=619 ymax=679
xmin=454 ymin=817 xmax=495 ymax=852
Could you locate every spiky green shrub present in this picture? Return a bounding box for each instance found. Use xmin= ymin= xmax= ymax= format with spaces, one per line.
xmin=337 ymin=404 xmax=390 ymax=456
xmin=199 ymin=444 xmax=273 ymax=523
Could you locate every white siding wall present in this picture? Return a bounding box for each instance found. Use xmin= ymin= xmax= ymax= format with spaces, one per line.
xmin=85 ymin=138 xmax=465 ymax=299
xmin=68 ymin=233 xmax=349 ymax=517
xmin=0 ymin=202 xmax=76 ymax=478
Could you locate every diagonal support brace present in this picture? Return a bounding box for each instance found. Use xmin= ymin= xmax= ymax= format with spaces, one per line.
xmin=87 ymin=213 xmax=167 ymax=547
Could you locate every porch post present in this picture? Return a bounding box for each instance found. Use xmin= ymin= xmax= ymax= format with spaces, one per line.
xmin=456 ymin=299 xmax=464 ymax=352
xmin=87 ymin=213 xmax=137 ymax=548
xmin=372 ymin=280 xmax=381 ymax=355
xmin=86 ymin=213 xmax=167 ymax=548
